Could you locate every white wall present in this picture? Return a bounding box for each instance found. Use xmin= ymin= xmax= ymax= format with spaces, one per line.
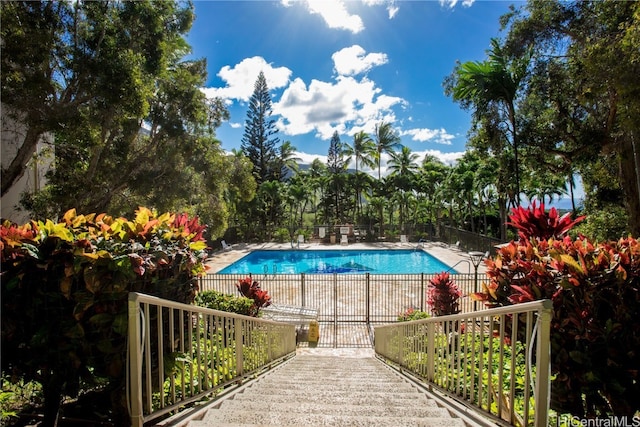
xmin=1 ymin=104 xmax=54 ymax=223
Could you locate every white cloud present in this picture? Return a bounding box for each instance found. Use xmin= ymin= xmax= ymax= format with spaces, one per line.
xmin=401 ymin=128 xmax=455 ymax=145
xmin=229 ymin=122 xmax=242 ymax=129
xmin=417 ymin=149 xmax=464 ymax=166
xmin=296 ymin=152 xmax=327 ymax=166
xmin=361 ymin=0 xmax=399 ymax=19
xmin=282 ymin=0 xmax=399 ymax=33
xmin=332 ymin=45 xmax=388 ymax=76
xmin=273 ymin=75 xmax=405 ymax=140
xmin=439 ymin=0 xmax=475 ymax=8
xmin=201 ymin=56 xmax=292 ymax=103
xmin=305 ymin=0 xmax=364 ymax=33
xmin=387 ymin=4 xmax=399 ymax=19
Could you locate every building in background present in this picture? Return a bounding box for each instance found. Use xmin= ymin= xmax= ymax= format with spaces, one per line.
xmin=1 ymin=103 xmax=54 ymax=223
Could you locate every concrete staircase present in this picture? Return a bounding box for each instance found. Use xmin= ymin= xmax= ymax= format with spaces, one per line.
xmin=186 ymin=353 xmax=476 ymax=427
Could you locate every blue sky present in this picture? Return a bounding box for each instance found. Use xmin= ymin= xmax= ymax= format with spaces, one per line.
xmin=187 ymin=0 xmax=524 ymax=175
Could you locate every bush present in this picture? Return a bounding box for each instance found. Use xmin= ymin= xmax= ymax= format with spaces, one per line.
xmin=397 ymin=307 xmax=430 ymax=322
xmin=195 ymin=290 xmax=253 ymax=316
xmin=235 ymin=277 xmax=272 ymax=316
xmin=427 ymin=272 xmax=461 ymax=316
xmin=273 ymin=228 xmax=290 ymax=243
xmin=473 ymin=202 xmax=640 ymax=418
xmin=1 ymin=207 xmax=209 ymax=426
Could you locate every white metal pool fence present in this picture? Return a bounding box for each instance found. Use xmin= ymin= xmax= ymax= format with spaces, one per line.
xmin=199 ymin=273 xmax=487 ymax=323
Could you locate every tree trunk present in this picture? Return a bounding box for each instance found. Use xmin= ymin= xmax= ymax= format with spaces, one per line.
xmin=619 ymin=135 xmax=640 ymax=236
xmin=1 ymin=126 xmax=44 ymax=196
xmin=498 ymin=196 xmax=508 ymax=241
xmin=42 ymin=372 xmax=63 ymax=427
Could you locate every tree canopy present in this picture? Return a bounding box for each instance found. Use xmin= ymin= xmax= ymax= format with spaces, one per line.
xmin=1 ymin=0 xmax=254 ymax=238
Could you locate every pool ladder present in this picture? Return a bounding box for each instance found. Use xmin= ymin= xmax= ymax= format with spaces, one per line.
xmin=263 ymin=264 xmax=278 ymax=275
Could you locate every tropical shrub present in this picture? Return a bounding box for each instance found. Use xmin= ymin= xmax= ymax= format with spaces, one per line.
xmin=1 ymin=207 xmax=209 ymax=426
xmin=427 ymin=272 xmax=462 ymax=316
xmin=397 ymin=307 xmax=430 ymax=322
xmin=473 ymin=202 xmax=640 ymax=418
xmin=273 ymin=227 xmax=290 ymax=243
xmin=235 ymin=277 xmax=272 ymax=316
xmin=195 ymin=290 xmax=254 ymax=316
xmin=506 ymin=200 xmax=585 ymax=241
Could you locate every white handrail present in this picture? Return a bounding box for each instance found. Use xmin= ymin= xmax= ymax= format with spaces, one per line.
xmin=127 ymin=292 xmax=297 ymax=427
xmin=375 ymin=300 xmax=552 ymax=427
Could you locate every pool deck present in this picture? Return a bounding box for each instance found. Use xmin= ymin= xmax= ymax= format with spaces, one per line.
xmin=205 ymin=240 xmax=487 ymax=275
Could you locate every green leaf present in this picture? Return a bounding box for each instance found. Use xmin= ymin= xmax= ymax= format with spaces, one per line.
xmin=112 ymin=313 xmax=128 ymax=335
xmin=64 ymin=323 xmax=85 ymax=339
xmin=20 ymin=243 xmax=41 ymax=259
xmin=88 ymin=313 xmax=113 ymax=326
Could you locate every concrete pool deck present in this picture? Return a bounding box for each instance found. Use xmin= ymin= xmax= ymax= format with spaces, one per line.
xmin=204 ymin=240 xmax=487 ymax=275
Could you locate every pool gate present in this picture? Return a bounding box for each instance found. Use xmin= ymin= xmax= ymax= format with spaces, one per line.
xmin=199 ymin=273 xmax=482 ymax=348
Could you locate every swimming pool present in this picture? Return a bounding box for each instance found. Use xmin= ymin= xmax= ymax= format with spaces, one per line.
xmin=217 ymin=249 xmax=452 ymax=274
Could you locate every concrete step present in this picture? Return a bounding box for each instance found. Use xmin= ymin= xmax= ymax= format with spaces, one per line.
xmin=210 ymin=401 xmax=452 ymax=418
xmin=187 ymin=355 xmax=471 ymax=427
xmin=230 ymin=390 xmax=440 ymax=406
xmin=245 ymin=383 xmax=418 ymax=395
xmin=189 ymin=412 xmax=468 ymax=427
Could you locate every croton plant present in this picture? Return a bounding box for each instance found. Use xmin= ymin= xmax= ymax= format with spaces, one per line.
xmin=474 ymin=202 xmax=639 ymax=418
xmin=235 ymin=276 xmax=272 ymax=316
xmin=1 ymin=207 xmax=209 ymax=425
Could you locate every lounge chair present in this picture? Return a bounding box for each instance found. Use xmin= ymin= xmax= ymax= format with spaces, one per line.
xmin=221 ymin=240 xmax=232 ymax=250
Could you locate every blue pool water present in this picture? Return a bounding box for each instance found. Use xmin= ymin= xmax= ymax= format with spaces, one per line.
xmin=217 ymin=249 xmax=451 ymax=274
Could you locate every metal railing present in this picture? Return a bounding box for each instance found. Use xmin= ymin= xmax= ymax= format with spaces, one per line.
xmin=374 ymin=300 xmax=552 ymax=427
xmin=127 ymin=292 xmax=297 ymax=427
xmin=437 ymin=225 xmax=505 ymax=254
xmin=199 ymin=273 xmax=485 ymax=322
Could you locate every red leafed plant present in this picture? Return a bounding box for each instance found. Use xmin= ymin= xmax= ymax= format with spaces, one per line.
xmin=235 ymin=277 xmax=272 ymax=316
xmin=427 ymin=272 xmax=462 ymax=316
xmin=473 ymin=203 xmax=640 ymax=417
xmin=171 ymin=212 xmax=206 ymax=242
xmin=507 ymin=200 xmax=585 ymax=241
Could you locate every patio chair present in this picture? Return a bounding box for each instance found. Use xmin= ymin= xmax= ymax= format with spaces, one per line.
xmin=400 ymin=234 xmax=408 ymax=244
xmin=340 ymin=234 xmax=348 ymax=245
xmin=221 ymin=240 xmax=232 ymax=250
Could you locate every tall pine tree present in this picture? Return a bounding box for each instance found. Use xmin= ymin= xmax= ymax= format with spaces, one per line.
xmin=327 ymin=131 xmax=345 ymax=174
xmin=325 ymin=131 xmax=347 ymax=224
xmin=241 ymin=71 xmax=281 ymax=184
xmin=237 ymin=72 xmax=284 ymax=239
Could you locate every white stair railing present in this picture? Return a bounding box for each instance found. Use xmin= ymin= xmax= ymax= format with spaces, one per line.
xmin=127 ymin=292 xmax=296 ymax=427
xmin=375 ymin=300 xmax=552 ymax=427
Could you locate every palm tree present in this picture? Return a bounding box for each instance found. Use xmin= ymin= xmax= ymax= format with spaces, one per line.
xmin=447 ymin=38 xmax=530 ymax=206
xmin=343 ymin=131 xmax=376 ymax=222
xmin=416 ymin=154 xmax=449 ymax=227
xmin=277 ymin=140 xmax=301 ymax=181
xmin=388 ymin=146 xmax=419 ymax=181
xmin=388 ymin=146 xmax=420 ymax=231
xmin=258 ymin=180 xmax=283 ymax=239
xmin=373 ymin=121 xmax=401 ymax=236
xmin=344 ymin=130 xmax=376 ymax=173
xmin=373 ymin=122 xmax=402 ymax=180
